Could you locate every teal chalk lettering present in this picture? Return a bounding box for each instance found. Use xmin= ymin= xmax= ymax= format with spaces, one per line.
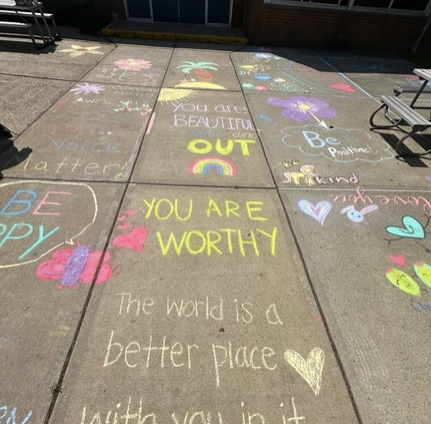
xmin=19 ymin=225 xmax=60 ymax=259
xmin=0 ymin=223 xmax=33 ymax=249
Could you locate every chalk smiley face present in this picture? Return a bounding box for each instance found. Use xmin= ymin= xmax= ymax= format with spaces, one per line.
xmin=386 ymin=268 xmax=421 ymax=296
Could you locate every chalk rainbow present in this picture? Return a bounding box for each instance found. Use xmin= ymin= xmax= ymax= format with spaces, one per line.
xmin=188 ymin=157 xmax=237 ymax=176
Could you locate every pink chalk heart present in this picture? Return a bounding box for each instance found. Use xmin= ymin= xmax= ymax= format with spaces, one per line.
xmin=116 ymin=222 xmax=130 ymax=230
xmin=125 ymin=210 xmax=138 ymax=217
xmin=389 ymin=254 xmax=406 ymax=267
xmin=298 ymin=200 xmax=332 ymax=226
xmin=426 ymin=176 xmax=431 ymax=182
xmin=330 ymin=83 xmax=356 ymax=93
xmin=113 ymin=226 xmax=147 ymax=252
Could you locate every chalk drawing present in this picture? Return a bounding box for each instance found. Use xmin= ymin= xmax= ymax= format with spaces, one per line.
xmin=71 ymin=83 xmax=105 ymax=96
xmin=389 ymin=254 xmax=406 ymax=267
xmin=282 ymin=160 xmax=299 ymax=168
xmin=277 ymin=59 xmax=368 ymax=97
xmin=279 ymin=162 xmax=359 ymax=187
xmin=117 ymin=222 xmax=130 ymax=230
xmin=0 ymin=181 xmax=97 ymax=269
xmin=175 ymin=82 xmax=227 ymax=90
xmin=113 ymin=101 xmax=152 ymax=115
xmin=386 ymin=268 xmax=421 ymax=296
xmin=387 ymin=217 xmax=426 ymax=239
xmin=114 ymin=58 xmax=153 ymax=80
xmin=329 ymin=83 xmax=356 ymax=93
xmin=298 ymin=200 xmax=332 ymax=226
xmin=177 ymin=61 xmax=218 ymax=83
xmin=146 ymin=112 xmax=156 ymax=135
xmin=284 ymin=347 xmax=325 ymax=396
xmin=340 ymin=205 xmax=379 ymax=223
xmin=259 ymin=114 xmax=278 ymax=125
xmin=414 ymin=262 xmax=431 ymax=289
xmin=188 ymin=157 xmax=237 ymax=176
xmin=0 ymin=405 xmax=33 ymax=424
xmin=113 ymin=227 xmax=148 ymax=253
xmin=158 ymin=88 xmax=193 ymax=104
xmin=385 ymin=216 xmax=431 ymax=253
xmin=283 ymin=165 xmax=316 ymax=186
xmin=268 ymin=96 xmax=337 ymax=126
xmin=59 ymin=44 xmax=103 ymax=57
xmin=281 ymin=125 xmax=394 ymax=163
xmin=36 ymin=246 xmax=112 ymax=289
xmin=51 ymin=325 xmax=69 ymax=336
xmin=384 ymin=255 xmax=431 ymax=298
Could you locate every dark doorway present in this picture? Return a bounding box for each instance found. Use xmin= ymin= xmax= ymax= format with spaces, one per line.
xmin=127 ymin=0 xmax=151 ymax=19
xmin=152 ymin=0 xmax=179 ymax=22
xmin=208 ymin=0 xmax=230 ymax=24
xmin=180 ymin=0 xmax=205 ymax=24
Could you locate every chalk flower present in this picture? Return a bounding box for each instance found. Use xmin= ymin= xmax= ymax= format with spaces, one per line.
xmin=114 ymin=59 xmax=152 ymax=71
xmin=255 ymin=53 xmax=272 ymax=59
xmin=71 ymin=83 xmax=105 ymax=95
xmin=60 ymin=45 xmax=104 ymax=57
xmin=114 ymin=58 xmax=153 ymax=81
xmin=267 ymin=96 xmax=337 ymax=122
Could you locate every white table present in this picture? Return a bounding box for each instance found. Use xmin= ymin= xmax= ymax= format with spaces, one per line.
xmin=410 ymin=68 xmax=431 ymax=108
xmin=0 ymin=0 xmax=55 ymax=47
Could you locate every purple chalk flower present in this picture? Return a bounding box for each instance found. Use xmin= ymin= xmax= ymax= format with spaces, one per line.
xmin=71 ymin=83 xmax=105 ymax=96
xmin=267 ymin=96 xmax=337 ymax=122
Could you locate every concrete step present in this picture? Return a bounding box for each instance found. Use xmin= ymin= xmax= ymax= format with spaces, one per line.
xmin=102 ymin=20 xmax=248 ymax=45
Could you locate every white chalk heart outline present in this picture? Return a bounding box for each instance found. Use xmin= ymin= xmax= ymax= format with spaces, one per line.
xmin=284 ymin=347 xmax=325 ymax=396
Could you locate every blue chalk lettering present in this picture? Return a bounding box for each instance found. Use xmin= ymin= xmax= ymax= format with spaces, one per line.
xmin=1 ymin=190 xmax=37 ymax=216
xmin=50 ymin=138 xmax=67 ymax=150
xmin=302 ymin=131 xmax=325 ymax=148
xmin=3 ymin=406 xmax=33 ymax=424
xmin=19 ymin=225 xmax=60 ymax=259
xmin=0 ymin=406 xmax=7 ymax=420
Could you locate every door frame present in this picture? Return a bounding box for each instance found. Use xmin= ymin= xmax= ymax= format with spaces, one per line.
xmin=124 ymin=0 xmax=232 ymax=25
xmin=123 ymin=0 xmax=154 ymax=21
xmin=205 ymin=0 xmax=233 ymax=26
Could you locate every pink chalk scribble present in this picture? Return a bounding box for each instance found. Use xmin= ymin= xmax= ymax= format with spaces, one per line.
xmin=36 ymin=246 xmax=112 ymax=289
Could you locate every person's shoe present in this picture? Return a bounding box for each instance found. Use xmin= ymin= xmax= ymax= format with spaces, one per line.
xmin=0 ymin=124 xmax=12 ymax=137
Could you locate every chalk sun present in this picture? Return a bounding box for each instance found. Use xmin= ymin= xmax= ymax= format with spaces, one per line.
xmin=158 ymin=88 xmax=193 ymax=103
xmin=175 ymin=82 xmax=227 ymax=90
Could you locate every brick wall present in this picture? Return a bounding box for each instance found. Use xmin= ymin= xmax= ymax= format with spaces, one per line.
xmin=245 ymin=0 xmax=431 ymax=54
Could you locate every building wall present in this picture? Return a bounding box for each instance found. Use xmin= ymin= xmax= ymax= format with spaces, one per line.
xmin=244 ymin=0 xmax=431 ymax=54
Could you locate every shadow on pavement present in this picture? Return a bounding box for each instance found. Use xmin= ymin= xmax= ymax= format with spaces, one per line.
xmin=0 ymin=124 xmax=32 ymax=179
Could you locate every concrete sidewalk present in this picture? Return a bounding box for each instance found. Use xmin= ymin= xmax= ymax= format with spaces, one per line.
xmin=1 ymin=28 xmax=431 ymax=424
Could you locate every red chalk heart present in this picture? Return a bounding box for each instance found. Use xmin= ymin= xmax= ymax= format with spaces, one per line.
xmin=389 ymin=254 xmax=406 ymax=267
xmin=330 ymin=83 xmax=356 ymax=93
xmin=113 ymin=226 xmax=147 ymax=252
